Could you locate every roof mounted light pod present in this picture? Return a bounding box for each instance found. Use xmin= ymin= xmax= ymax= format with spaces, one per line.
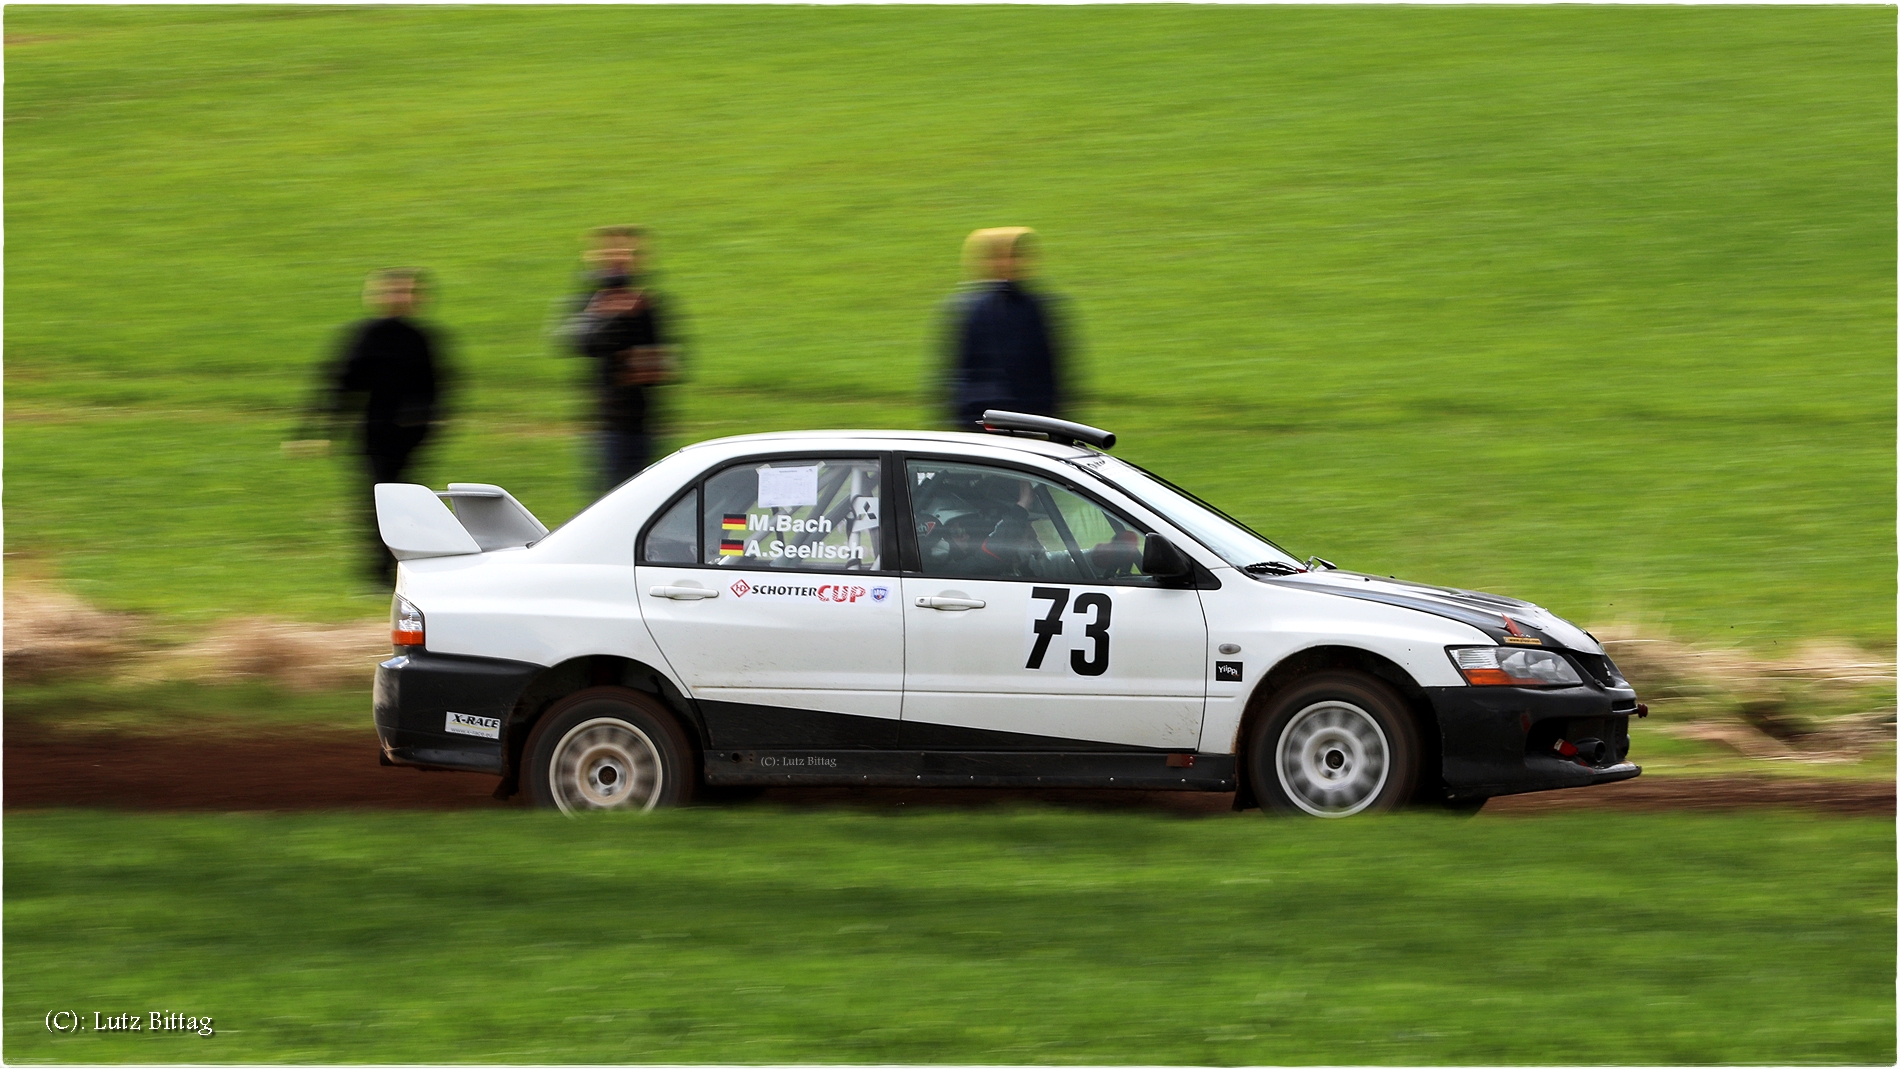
xmin=977 ymin=410 xmax=1116 ymax=451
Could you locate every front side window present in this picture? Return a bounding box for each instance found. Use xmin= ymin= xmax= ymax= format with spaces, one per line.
xmin=907 ymin=459 xmax=1157 ymax=584
xmin=702 ymin=458 xmax=883 ymax=571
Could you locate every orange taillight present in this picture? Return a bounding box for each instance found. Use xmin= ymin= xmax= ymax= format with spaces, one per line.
xmin=391 ymin=596 xmax=425 ymax=647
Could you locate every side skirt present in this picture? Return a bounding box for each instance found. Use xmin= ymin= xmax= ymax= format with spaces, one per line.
xmin=703 ymin=750 xmax=1238 ymax=791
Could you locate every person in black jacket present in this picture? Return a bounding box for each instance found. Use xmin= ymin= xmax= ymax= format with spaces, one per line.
xmin=289 ymin=269 xmax=450 ymax=585
xmin=943 ymin=227 xmax=1067 ymax=428
xmin=553 ymin=225 xmax=644 ymax=352
xmin=578 ymin=272 xmax=674 ymax=491
xmin=556 ymin=227 xmax=678 ymax=494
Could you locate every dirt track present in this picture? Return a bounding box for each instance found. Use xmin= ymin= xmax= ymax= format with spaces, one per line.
xmin=4 ymin=728 xmax=1891 ymax=816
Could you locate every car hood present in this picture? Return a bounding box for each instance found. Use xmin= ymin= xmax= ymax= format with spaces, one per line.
xmin=1260 ymin=570 xmax=1604 ymax=655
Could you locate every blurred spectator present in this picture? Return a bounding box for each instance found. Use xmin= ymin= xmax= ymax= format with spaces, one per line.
xmin=287 ymin=268 xmax=451 ymax=586
xmin=559 ymin=228 xmax=678 ymax=493
xmin=554 ymin=224 xmax=643 ymax=350
xmin=942 ymin=227 xmax=1068 ymax=428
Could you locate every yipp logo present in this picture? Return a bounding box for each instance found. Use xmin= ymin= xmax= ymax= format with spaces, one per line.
xmin=730 ymin=580 xmax=751 ymax=598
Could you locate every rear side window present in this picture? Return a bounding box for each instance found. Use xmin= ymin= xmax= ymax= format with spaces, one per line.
xmin=642 ymin=488 xmax=698 ymax=563
xmin=702 ymin=458 xmax=883 ymax=571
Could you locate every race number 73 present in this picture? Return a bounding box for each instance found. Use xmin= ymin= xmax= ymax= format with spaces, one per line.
xmin=1026 ymin=586 xmax=1111 ymax=676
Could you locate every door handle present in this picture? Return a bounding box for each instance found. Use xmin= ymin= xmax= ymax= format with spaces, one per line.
xmin=916 ymin=595 xmax=985 ymax=611
xmin=650 ymin=585 xmax=719 ymax=600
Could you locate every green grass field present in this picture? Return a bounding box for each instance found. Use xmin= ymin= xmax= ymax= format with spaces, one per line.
xmin=5 ymin=6 xmax=1894 ymax=648
xmin=5 ymin=11 xmax=1894 ymax=1066
xmin=6 ymin=809 xmax=1894 ymax=1064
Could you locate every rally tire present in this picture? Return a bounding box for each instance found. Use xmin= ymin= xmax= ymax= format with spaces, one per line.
xmin=524 ymin=688 xmax=698 ymax=813
xmin=1248 ymin=671 xmax=1421 ymax=818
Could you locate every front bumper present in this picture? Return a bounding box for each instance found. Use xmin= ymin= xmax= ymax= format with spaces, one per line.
xmin=374 ymin=650 xmax=542 ymax=773
xmin=1427 ymin=682 xmax=1641 ymax=800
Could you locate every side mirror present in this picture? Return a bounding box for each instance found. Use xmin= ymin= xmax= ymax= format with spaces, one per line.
xmin=1140 ymin=533 xmax=1192 ymax=579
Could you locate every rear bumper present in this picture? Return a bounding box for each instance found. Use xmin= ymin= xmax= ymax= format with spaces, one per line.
xmin=1427 ymin=683 xmax=1641 ymax=800
xmin=374 ymin=650 xmax=541 ymax=773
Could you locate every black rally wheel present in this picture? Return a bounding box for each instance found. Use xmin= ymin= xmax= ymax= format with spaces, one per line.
xmin=524 ymin=688 xmax=698 ymax=813
xmin=1248 ymin=671 xmax=1421 ymax=817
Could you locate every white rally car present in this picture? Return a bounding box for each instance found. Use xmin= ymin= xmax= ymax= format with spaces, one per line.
xmin=373 ymin=411 xmax=1642 ymax=816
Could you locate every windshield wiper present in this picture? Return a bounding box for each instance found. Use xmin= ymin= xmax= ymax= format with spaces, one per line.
xmin=1242 ymin=560 xmax=1305 ymax=576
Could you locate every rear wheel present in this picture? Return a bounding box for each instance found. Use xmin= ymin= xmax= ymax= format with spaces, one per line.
xmin=1249 ymin=672 xmax=1420 ymax=817
xmin=525 ymin=688 xmax=697 ymax=813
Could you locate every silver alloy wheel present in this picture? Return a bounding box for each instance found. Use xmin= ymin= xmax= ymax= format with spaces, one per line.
xmin=547 ymin=717 xmax=665 ymax=814
xmin=1274 ymin=700 xmax=1391 ymax=817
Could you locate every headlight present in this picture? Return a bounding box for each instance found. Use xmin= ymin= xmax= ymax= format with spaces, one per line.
xmin=1448 ymin=646 xmax=1582 ymax=686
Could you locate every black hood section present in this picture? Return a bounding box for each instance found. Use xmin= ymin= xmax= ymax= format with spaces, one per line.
xmin=1260 ymin=572 xmax=1560 ymax=648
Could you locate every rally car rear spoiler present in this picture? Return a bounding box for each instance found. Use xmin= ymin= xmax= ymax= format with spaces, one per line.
xmin=374 ymin=482 xmax=549 ymax=560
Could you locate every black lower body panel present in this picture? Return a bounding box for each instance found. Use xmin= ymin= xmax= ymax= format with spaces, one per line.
xmin=704 ymin=749 xmax=1237 ymax=790
xmin=695 ymin=700 xmax=1154 ymax=752
xmin=697 ymin=700 xmax=899 ymax=749
xmin=375 ymin=650 xmax=543 ymax=773
xmin=694 ymin=701 xmax=1225 ymax=790
xmin=1427 ymin=683 xmax=1642 ymax=800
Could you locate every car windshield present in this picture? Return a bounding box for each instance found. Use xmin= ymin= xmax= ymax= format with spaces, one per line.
xmin=1069 ymin=454 xmax=1302 ymax=570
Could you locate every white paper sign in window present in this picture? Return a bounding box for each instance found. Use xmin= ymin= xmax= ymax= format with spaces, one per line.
xmin=757 ymin=465 xmax=819 ymax=508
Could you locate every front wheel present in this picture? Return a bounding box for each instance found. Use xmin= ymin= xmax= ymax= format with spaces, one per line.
xmin=524 ymin=688 xmax=697 ymax=813
xmin=1249 ymin=672 xmax=1420 ymax=817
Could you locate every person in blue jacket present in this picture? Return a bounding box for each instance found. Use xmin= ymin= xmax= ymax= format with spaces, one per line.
xmin=943 ymin=227 xmax=1069 ymax=429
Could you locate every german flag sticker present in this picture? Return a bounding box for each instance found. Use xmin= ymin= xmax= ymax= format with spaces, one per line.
xmin=719 ymin=538 xmax=745 ymax=557
xmin=722 ymin=514 xmax=747 ymax=532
